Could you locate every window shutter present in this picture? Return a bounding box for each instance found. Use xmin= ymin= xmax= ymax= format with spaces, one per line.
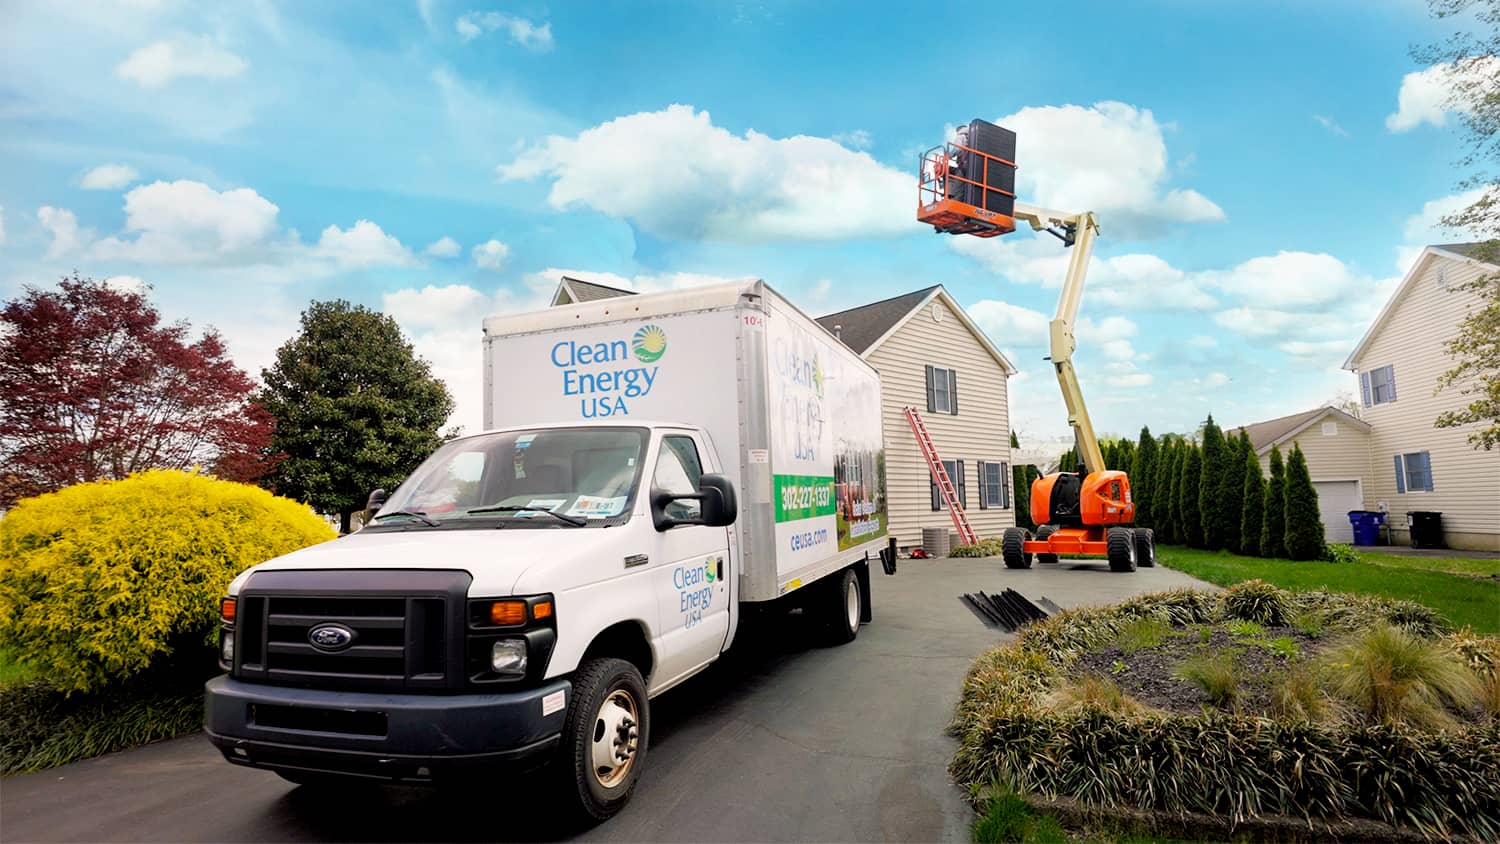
xmin=930 ymin=470 xmax=942 ymax=510
xmin=1394 ymin=454 xmax=1406 ymax=494
xmin=1360 ymin=372 xmax=1372 ymax=407
xmin=1421 ymin=451 xmax=1433 ymax=491
xmin=948 ymin=369 xmax=959 ymax=415
xmin=1002 ymin=462 xmax=1011 ymax=508
xmin=925 ymin=366 xmax=936 ymax=413
xmin=1385 ymin=365 xmax=1396 ymax=402
xmin=977 ymin=461 xmax=988 ymax=509
xmin=957 ymin=461 xmax=967 ymax=508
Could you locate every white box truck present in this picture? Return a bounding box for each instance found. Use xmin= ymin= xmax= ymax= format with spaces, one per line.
xmin=205 ymin=280 xmax=890 ymax=821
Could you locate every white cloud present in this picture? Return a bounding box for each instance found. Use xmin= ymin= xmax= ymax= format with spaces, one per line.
xmin=38 ymin=206 xmax=83 ymax=257
xmin=1078 ymin=314 xmax=1137 ymax=344
xmin=1402 ymin=187 xmax=1486 ymax=243
xmin=424 ymin=235 xmax=461 ymax=257
xmin=104 ymin=275 xmax=148 ymax=295
xmin=833 ymin=129 xmax=872 ymax=150
xmin=994 ymin=101 xmax=1224 ymax=236
xmin=1203 ymin=372 xmax=1230 ymax=388
xmin=950 ymin=237 xmax=1218 ymax=310
xmin=808 ymin=278 xmax=833 ymax=304
xmin=116 ymin=35 xmax=248 ymax=88
xmin=968 ymin=299 xmax=1050 ymax=350
xmin=456 ymin=11 xmax=553 ymax=51
xmin=81 ymin=163 xmax=140 ymax=190
xmin=1105 ymin=372 xmax=1153 ymax=388
xmin=472 ymin=239 xmax=509 ymax=270
xmin=314 ymin=220 xmax=415 ymax=268
xmin=92 ymin=180 xmax=280 ymax=262
xmin=1207 ymin=251 xmax=1364 ymax=309
xmin=1313 ymin=115 xmax=1349 ymax=137
xmin=1387 ymin=58 xmax=1500 ymax=132
xmin=498 ymin=105 xmax=911 ymax=243
xmin=383 ymin=284 xmax=491 ymax=331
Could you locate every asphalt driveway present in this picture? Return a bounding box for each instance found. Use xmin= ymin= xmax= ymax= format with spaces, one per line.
xmin=1 ymin=558 xmax=1212 ymax=843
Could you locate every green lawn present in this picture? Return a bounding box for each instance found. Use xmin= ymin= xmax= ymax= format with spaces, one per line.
xmin=1157 ymin=546 xmax=1500 ymax=635
xmin=1355 ymin=550 xmax=1500 ymax=579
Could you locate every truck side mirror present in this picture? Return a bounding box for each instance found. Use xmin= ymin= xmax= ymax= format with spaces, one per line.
xmin=650 ymin=474 xmax=738 ymax=531
xmin=366 ymin=488 xmax=388 ymax=511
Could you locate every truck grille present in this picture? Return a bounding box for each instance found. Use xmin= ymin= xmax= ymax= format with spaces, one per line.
xmin=233 ymin=570 xmax=471 ymax=692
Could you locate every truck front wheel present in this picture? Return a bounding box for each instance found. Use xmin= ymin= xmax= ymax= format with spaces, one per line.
xmin=558 ymin=657 xmax=649 ymax=823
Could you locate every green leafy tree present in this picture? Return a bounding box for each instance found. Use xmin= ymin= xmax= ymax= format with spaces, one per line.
xmin=1198 ymin=415 xmax=1230 ymax=550
xmin=1219 ymin=431 xmax=1248 ymax=553
xmin=257 ymin=300 xmax=455 ymax=534
xmin=1261 ymin=445 xmax=1288 ymax=559
xmin=1283 ymin=443 xmax=1326 ymax=561
xmin=1155 ymin=437 xmax=1179 ymax=545
xmin=1435 ymin=270 xmax=1500 ymax=449
xmin=1178 ymin=443 xmax=1204 ymax=548
xmin=1240 ymin=437 xmax=1266 ymax=558
xmin=1131 ymin=426 xmax=1157 ymax=529
xmin=1010 ymin=431 xmax=1036 ymax=530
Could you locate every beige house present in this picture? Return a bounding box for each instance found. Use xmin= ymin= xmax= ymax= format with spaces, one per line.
xmin=1342 ymin=243 xmax=1499 ymax=551
xmin=817 ymin=286 xmax=1017 ymax=550
xmin=1232 ymin=243 xmax=1499 ymax=551
xmin=1233 ymin=407 xmax=1373 ymax=544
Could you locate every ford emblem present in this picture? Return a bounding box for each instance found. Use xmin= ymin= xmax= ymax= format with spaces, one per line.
xmin=308 ymin=623 xmax=356 ymax=652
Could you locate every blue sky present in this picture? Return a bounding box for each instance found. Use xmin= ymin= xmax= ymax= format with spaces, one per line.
xmin=0 ymin=0 xmax=1482 ymax=448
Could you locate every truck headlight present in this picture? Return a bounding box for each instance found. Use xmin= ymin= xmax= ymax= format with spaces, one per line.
xmin=491 ymin=639 xmax=527 ymax=675
xmin=221 ymin=630 xmax=234 ymax=663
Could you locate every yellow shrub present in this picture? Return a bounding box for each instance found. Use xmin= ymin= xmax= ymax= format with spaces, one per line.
xmin=0 ymin=470 xmax=335 ymax=692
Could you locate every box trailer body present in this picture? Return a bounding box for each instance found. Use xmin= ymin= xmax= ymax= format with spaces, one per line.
xmin=204 ymin=279 xmax=888 ymax=822
xmin=481 ymin=279 xmax=889 ymax=604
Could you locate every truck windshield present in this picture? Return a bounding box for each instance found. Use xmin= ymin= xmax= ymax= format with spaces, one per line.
xmin=371 ymin=427 xmax=648 ymax=528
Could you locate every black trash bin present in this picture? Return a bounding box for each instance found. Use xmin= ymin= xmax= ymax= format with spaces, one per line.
xmin=1407 ymin=511 xmax=1445 ymax=549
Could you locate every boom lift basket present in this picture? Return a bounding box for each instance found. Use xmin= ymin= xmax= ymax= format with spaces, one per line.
xmin=917 ymin=119 xmax=1019 ymax=238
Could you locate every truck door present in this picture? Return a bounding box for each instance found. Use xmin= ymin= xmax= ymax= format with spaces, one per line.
xmin=651 ymin=432 xmax=732 ymax=684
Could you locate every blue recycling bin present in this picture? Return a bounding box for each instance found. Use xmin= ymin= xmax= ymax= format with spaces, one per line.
xmin=1347 ymin=510 xmax=1385 ymax=546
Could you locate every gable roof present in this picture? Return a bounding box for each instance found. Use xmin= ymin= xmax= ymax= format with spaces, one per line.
xmin=817 ymin=285 xmax=1016 ymax=375
xmin=1344 ymin=242 xmax=1498 ymax=369
xmin=1229 ymin=406 xmax=1370 ymax=454
xmin=814 ymin=286 xmax=941 ymax=354
xmin=552 ymin=276 xmax=636 ymax=306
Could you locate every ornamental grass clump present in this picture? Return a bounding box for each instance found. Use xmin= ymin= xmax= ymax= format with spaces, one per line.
xmin=950 ymin=537 xmax=1007 ymax=558
xmin=1321 ymin=623 xmax=1483 ymax=730
xmin=1177 ymin=656 xmax=1240 ymax=707
xmin=1221 ymin=579 xmax=1289 ymax=626
xmin=0 ymin=470 xmax=335 ymax=693
xmin=1271 ymin=669 xmax=1331 ymax=722
xmin=1046 ymin=675 xmax=1156 ymax=717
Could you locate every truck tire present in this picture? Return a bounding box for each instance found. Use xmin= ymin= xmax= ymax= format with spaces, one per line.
xmin=1134 ymin=527 xmax=1156 ymax=568
xmin=557 ymin=657 xmax=649 ymax=823
xmin=825 ymin=567 xmax=862 ymax=645
xmin=1001 ymin=527 xmax=1033 ymax=569
xmin=1106 ymin=527 xmax=1137 ymax=572
xmin=1034 ymin=524 xmax=1059 ymax=565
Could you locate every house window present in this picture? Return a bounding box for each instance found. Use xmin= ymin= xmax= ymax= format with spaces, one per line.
xmin=977 ymin=461 xmax=1009 ymax=509
xmin=930 ymin=459 xmax=967 ymax=510
xmin=1394 ymin=451 xmax=1434 ymax=493
xmin=1360 ymin=365 xmax=1396 ymax=406
xmin=925 ymin=365 xmax=958 ymax=415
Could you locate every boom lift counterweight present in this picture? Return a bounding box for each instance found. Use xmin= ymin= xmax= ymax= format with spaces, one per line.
xmin=916 ymin=121 xmax=1154 ymax=572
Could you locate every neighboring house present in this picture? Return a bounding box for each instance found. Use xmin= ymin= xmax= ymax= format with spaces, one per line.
xmin=544 ymin=276 xmax=1019 ymax=550
xmin=1343 ymin=243 xmax=1499 ymax=551
xmin=817 ymin=286 xmax=1017 ymax=550
xmin=1231 ymin=243 xmax=1499 ymax=551
xmin=1231 ymin=406 xmax=1373 ymax=544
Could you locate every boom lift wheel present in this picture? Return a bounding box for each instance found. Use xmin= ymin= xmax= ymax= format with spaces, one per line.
xmin=1001 ymin=527 xmax=1033 ymax=569
xmin=1133 ymin=528 xmax=1156 ymax=568
xmin=1106 ymin=527 xmax=1137 ymax=572
xmin=1034 ymin=524 xmax=1059 ymax=564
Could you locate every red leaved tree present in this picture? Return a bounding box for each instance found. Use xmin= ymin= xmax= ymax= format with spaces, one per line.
xmin=0 ymin=274 xmax=274 ymax=506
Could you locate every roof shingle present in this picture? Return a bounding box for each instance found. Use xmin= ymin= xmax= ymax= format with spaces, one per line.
xmin=814 ymin=285 xmax=941 ymax=354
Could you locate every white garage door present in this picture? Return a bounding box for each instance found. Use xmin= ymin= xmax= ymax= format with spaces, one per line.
xmin=1313 ymin=480 xmax=1361 ymax=544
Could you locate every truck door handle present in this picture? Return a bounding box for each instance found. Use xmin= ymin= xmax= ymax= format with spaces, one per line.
xmin=717 ymin=558 xmax=724 ymax=580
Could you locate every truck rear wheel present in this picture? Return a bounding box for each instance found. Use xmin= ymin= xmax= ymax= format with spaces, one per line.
xmin=1034 ymin=524 xmax=1059 ymax=564
xmin=1001 ymin=528 xmax=1033 ymax=569
xmin=825 ymin=567 xmax=861 ymax=645
xmin=1134 ymin=527 xmax=1156 ymax=567
xmin=1106 ymin=527 xmax=1137 ymax=572
xmin=557 ymin=657 xmax=649 ymax=823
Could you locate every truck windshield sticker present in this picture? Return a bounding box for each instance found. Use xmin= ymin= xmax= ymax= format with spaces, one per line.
xmin=567 ymin=495 xmax=627 ymax=518
xmin=525 ymin=498 xmax=567 ymax=511
xmin=551 ymin=325 xmax=668 ymax=419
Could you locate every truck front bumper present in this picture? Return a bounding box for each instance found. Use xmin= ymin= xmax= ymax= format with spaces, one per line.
xmin=204 ymin=675 xmax=570 ymax=783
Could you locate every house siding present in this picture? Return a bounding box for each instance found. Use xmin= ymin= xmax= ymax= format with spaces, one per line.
xmin=1256 ymin=415 xmax=1374 ymax=544
xmin=865 ymin=296 xmax=1014 ymax=548
xmin=1350 ymin=252 xmax=1500 ymax=551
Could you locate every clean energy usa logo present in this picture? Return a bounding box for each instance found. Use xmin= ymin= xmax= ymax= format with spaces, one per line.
xmin=632 ymin=325 xmax=667 ymax=363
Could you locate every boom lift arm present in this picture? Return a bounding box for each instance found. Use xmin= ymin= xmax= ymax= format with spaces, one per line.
xmin=1009 ymin=203 xmax=1104 ymax=476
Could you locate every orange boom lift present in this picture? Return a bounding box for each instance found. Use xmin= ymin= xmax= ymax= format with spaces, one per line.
xmin=917 ymin=120 xmax=1153 ymax=572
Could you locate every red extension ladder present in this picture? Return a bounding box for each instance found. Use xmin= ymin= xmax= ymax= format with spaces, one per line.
xmin=903 ymin=406 xmax=977 ymax=546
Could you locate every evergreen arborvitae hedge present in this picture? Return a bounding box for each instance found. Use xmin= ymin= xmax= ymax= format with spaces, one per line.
xmin=1178 ymin=444 xmax=1204 ymax=548
xmin=1132 ymin=426 xmax=1157 ymax=529
xmin=1284 ymin=443 xmax=1326 ymax=561
xmin=1156 ymin=439 xmax=1179 ymax=545
xmin=1240 ymin=439 xmax=1266 ymax=558
xmin=1261 ymin=446 xmax=1288 ymax=559
xmin=1218 ymin=432 xmax=1247 ymax=553
xmin=1198 ymin=416 xmax=1230 ymax=550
